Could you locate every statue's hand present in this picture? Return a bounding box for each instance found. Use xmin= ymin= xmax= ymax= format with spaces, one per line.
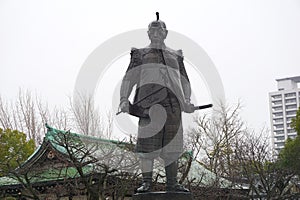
xmin=119 ymin=100 xmax=130 ymax=113
xmin=184 ymin=102 xmax=195 ymax=113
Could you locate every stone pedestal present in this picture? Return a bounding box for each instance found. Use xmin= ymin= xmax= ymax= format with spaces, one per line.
xmin=132 ymin=192 xmax=194 ymax=200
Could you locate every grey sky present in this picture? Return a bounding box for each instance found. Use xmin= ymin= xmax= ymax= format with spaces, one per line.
xmin=0 ymin=0 xmax=300 ymax=136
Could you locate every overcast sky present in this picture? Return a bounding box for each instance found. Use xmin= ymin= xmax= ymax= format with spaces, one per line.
xmin=1 ymin=0 xmax=300 ymax=138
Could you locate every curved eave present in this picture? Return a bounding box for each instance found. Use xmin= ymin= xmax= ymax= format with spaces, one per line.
xmin=16 ymin=139 xmax=65 ymax=173
xmin=15 ymin=140 xmax=49 ymax=172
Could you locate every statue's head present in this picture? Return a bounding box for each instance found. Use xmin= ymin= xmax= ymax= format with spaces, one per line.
xmin=147 ymin=12 xmax=168 ymax=44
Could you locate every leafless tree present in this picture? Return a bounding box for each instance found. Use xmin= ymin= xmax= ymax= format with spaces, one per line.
xmin=190 ymin=101 xmax=245 ymax=180
xmin=234 ymin=129 xmax=299 ymax=199
xmin=49 ymin=129 xmax=139 ymax=200
xmin=184 ymin=100 xmax=299 ymax=199
xmin=70 ymin=93 xmax=104 ymax=137
xmin=0 ymin=90 xmax=44 ymax=144
xmin=0 ymin=89 xmax=113 ymax=144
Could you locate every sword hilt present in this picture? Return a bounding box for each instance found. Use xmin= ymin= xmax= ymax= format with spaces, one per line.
xmin=194 ymin=104 xmax=213 ymax=110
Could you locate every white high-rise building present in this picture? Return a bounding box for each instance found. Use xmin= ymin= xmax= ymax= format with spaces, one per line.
xmin=269 ymin=76 xmax=300 ymax=153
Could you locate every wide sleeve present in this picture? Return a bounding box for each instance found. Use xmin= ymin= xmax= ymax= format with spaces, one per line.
xmin=123 ymin=48 xmax=142 ymax=82
xmin=177 ymin=50 xmax=191 ymax=102
xmin=120 ymin=48 xmax=141 ymax=102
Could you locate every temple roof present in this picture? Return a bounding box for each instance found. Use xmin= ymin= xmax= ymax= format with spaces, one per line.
xmin=0 ymin=125 xmax=134 ymax=189
xmin=0 ymin=125 xmax=232 ymax=189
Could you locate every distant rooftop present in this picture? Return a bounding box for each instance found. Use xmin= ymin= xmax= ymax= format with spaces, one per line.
xmin=276 ymin=76 xmax=300 ymax=83
xmin=274 ymin=75 xmax=300 ymax=91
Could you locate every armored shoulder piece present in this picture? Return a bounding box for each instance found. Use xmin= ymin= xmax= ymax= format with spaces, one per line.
xmin=131 ymin=47 xmax=137 ymax=51
xmin=130 ymin=47 xmax=142 ymax=60
xmin=176 ymin=49 xmax=184 ymax=61
xmin=131 ymin=47 xmax=139 ymax=55
xmin=177 ymin=49 xmax=183 ymax=57
xmin=127 ymin=47 xmax=142 ymax=71
xmin=164 ymin=47 xmax=183 ymax=58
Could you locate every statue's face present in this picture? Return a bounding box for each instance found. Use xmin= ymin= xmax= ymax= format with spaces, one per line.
xmin=147 ymin=27 xmax=168 ymax=44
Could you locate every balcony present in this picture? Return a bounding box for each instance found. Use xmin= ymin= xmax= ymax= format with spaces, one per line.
xmin=274 ymin=127 xmax=284 ymax=131
xmin=273 ymin=116 xmax=283 ymax=120
xmin=287 ymin=128 xmax=296 ymax=134
xmin=286 ymin=110 xmax=297 ymax=116
xmin=271 ymin=94 xmax=282 ymax=100
xmin=272 ymin=100 xmax=282 ymax=106
xmin=285 ymin=99 xmax=297 ymax=104
xmin=275 ymin=142 xmax=285 ymax=148
xmin=275 ymin=147 xmax=282 ymax=151
xmin=288 ymin=131 xmax=297 ymax=139
xmin=273 ymin=120 xmax=283 ymax=125
xmin=284 ymin=92 xmax=296 ymax=98
xmin=273 ymin=110 xmax=283 ymax=115
xmin=273 ymin=113 xmax=283 ymax=118
xmin=286 ymin=117 xmax=295 ymax=123
xmin=272 ymin=107 xmax=283 ymax=112
xmin=286 ymin=105 xmax=297 ymax=110
xmin=274 ymin=130 xmax=284 ymax=135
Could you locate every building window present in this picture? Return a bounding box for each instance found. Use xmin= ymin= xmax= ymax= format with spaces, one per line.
xmin=287 ymin=129 xmax=296 ymax=133
xmin=288 ymin=135 xmax=296 ymax=140
xmin=274 ymin=112 xmax=283 ymax=117
xmin=285 ymin=92 xmax=296 ymax=98
xmin=272 ymin=100 xmax=282 ymax=105
xmin=272 ymin=94 xmax=282 ymax=100
xmin=274 ymin=124 xmax=284 ymax=129
xmin=273 ymin=106 xmax=283 ymax=112
xmin=275 ymin=136 xmax=285 ymax=141
xmin=274 ymin=118 xmax=283 ymax=123
xmin=275 ymin=142 xmax=285 ymax=147
xmin=286 ymin=110 xmax=297 ymax=116
xmin=286 ymin=116 xmax=295 ymax=122
xmin=285 ymin=99 xmax=296 ymax=104
xmin=274 ymin=130 xmax=284 ymax=135
xmin=286 ymin=105 xmax=297 ymax=110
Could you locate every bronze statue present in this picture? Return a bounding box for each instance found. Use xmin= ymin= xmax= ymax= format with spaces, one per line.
xmin=119 ymin=12 xmax=195 ymax=193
